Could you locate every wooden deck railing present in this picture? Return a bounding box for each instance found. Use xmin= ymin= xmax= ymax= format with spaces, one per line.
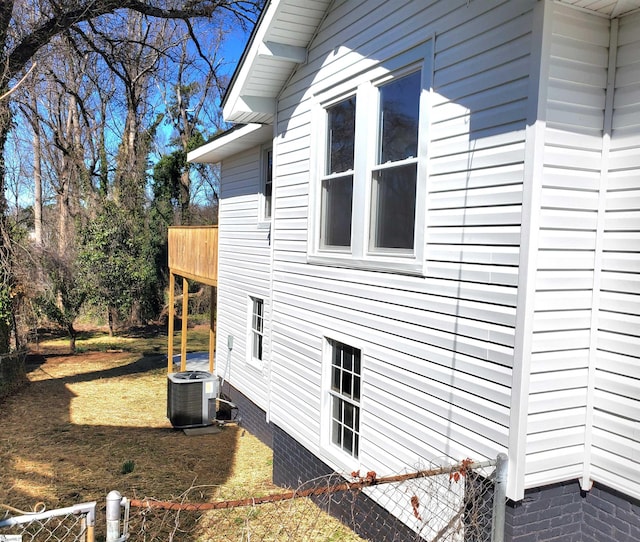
xmin=168 ymin=226 xmax=218 ymax=286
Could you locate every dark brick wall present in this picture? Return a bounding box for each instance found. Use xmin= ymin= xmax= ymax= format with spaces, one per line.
xmin=219 ymin=382 xmax=273 ymax=448
xmin=272 ymin=425 xmax=420 ymax=542
xmin=506 ymin=480 xmax=584 ymax=542
xmin=505 ymin=480 xmax=640 ymax=542
xmin=272 ymin=424 xmax=333 ymax=488
xmin=582 ymin=484 xmax=640 ymax=542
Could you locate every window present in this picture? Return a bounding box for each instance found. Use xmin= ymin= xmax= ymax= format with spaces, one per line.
xmin=371 ymin=71 xmax=421 ymax=251
xmin=249 ymin=297 xmax=264 ymax=363
xmin=328 ymin=339 xmax=361 ymax=459
xmin=259 ymin=148 xmax=273 ymax=223
xmin=320 ymin=97 xmax=356 ymax=249
xmin=310 ymin=42 xmax=432 ymax=274
xmin=263 ymin=148 xmax=273 ymax=220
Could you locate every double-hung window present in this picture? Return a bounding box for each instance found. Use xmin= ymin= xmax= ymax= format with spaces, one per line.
xmin=311 ymin=42 xmax=432 ymax=274
xmin=328 ymin=339 xmax=361 ymax=459
xmin=259 ymin=147 xmax=273 ymax=225
xmin=249 ymin=297 xmax=264 ymax=365
xmin=321 ymin=97 xmax=356 ymax=249
xmin=371 ymin=71 xmax=421 ymax=251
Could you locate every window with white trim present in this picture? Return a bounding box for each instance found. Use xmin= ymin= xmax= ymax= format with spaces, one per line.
xmin=328 ymin=339 xmax=361 ymax=459
xmin=321 ymin=96 xmax=356 ymax=249
xmin=371 ymin=71 xmax=421 ymax=251
xmin=249 ymin=297 xmax=264 ymax=364
xmin=310 ymin=42 xmax=432 ymax=274
xmin=262 ymin=148 xmax=273 ymax=221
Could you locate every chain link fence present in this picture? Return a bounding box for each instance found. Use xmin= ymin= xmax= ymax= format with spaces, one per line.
xmin=106 ymin=455 xmax=507 ymax=542
xmin=0 ymin=502 xmax=96 ymax=542
xmin=0 ymin=456 xmax=506 ymax=541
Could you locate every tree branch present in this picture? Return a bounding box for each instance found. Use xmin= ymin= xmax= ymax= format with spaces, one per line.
xmin=6 ymin=0 xmax=260 ymax=82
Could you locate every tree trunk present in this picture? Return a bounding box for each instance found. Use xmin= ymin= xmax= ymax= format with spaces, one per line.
xmin=108 ymin=306 xmax=116 ymax=337
xmin=68 ymin=323 xmax=77 ymax=354
xmin=33 ymin=105 xmax=43 ymax=246
xmin=0 ymin=98 xmax=13 ymax=354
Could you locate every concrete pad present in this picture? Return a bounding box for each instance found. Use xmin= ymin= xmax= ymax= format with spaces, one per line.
xmin=183 ymin=425 xmax=222 ymax=436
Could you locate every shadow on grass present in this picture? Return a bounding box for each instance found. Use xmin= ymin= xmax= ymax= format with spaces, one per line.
xmin=1 ymin=345 xmax=237 ymax=542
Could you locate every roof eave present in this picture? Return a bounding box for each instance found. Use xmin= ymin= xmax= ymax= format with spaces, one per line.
xmin=187 ymin=123 xmax=272 ymax=164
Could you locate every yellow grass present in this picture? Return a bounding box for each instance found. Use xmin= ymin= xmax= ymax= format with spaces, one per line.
xmin=0 ymin=328 xmax=363 ymax=541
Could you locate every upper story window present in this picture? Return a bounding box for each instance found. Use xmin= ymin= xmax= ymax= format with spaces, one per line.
xmin=371 ymin=71 xmax=421 ymax=252
xmin=321 ymin=97 xmax=356 ymax=249
xmin=309 ymin=42 xmax=432 ymax=275
xmin=260 ymin=147 xmax=273 ymax=224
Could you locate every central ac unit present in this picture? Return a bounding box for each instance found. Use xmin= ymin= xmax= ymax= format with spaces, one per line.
xmin=167 ymin=371 xmax=218 ymax=428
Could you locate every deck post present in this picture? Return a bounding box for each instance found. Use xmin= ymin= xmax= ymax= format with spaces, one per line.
xmin=167 ymin=272 xmax=175 ymax=373
xmin=209 ymin=286 xmax=216 ymax=373
xmin=181 ymin=277 xmax=189 ymax=371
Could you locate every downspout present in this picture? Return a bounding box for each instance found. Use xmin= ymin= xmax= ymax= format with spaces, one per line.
xmin=508 ymin=0 xmax=552 ymax=501
xmin=581 ymin=16 xmax=618 ymax=492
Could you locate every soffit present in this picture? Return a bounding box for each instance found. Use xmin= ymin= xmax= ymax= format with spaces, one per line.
xmin=557 ymin=0 xmax=640 ymax=17
xmin=222 ymin=0 xmax=332 ymax=125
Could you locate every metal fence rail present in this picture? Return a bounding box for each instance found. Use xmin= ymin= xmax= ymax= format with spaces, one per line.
xmin=0 ymin=502 xmax=96 ymax=542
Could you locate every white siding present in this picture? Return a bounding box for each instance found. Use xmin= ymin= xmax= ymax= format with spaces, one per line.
xmin=215 ymin=147 xmax=271 ymax=411
xmin=524 ymin=3 xmax=610 ymax=488
xmin=269 ymin=0 xmax=535 ymax=485
xmin=591 ymin=10 xmax=640 ymax=497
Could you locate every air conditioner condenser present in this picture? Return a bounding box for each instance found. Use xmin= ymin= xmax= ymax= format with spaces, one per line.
xmin=167 ymin=371 xmax=219 ymax=428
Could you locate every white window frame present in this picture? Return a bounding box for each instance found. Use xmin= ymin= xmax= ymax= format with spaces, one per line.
xmin=258 ymin=145 xmax=273 ymax=228
xmin=308 ymin=41 xmax=433 ymax=275
xmin=247 ymin=296 xmax=265 ymax=369
xmin=321 ymin=334 xmax=364 ymax=471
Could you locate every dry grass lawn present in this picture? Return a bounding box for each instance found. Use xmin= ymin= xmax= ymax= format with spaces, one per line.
xmin=0 ymin=328 xmax=362 ymax=541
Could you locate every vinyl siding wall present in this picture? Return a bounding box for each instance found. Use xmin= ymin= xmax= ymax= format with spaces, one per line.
xmin=527 ymin=4 xmax=640 ymax=501
xmin=269 ymin=0 xmax=534 ymax=486
xmin=525 ymin=3 xmax=609 ymax=489
xmin=591 ymin=10 xmax=640 ymax=499
xmin=215 ymin=147 xmax=271 ymax=411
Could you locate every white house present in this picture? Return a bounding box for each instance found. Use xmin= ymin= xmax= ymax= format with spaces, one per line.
xmin=188 ymin=0 xmax=640 ymax=539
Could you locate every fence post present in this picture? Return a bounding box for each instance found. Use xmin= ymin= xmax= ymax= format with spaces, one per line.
xmin=106 ymin=490 xmax=122 ymax=542
xmin=491 ymin=453 xmax=508 ymax=542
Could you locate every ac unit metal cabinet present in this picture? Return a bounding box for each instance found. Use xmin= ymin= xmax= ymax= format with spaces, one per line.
xmin=167 ymin=371 xmax=218 ymax=428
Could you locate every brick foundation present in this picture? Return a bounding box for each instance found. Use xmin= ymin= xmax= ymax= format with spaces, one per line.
xmin=272 ymin=425 xmax=418 ymax=542
xmin=506 ymin=480 xmax=640 ymax=542
xmin=219 ymin=383 xmax=273 ymax=448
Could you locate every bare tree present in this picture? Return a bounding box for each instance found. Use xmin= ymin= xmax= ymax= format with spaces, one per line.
xmin=0 ymin=0 xmax=261 ymax=353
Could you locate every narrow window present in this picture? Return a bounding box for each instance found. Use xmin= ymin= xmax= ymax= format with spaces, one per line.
xmin=250 ymin=298 xmax=264 ymax=362
xmin=320 ymin=96 xmax=356 ymax=249
xmin=328 ymin=339 xmax=361 ymax=458
xmin=263 ymin=148 xmax=273 ymax=220
xmin=370 ymin=70 xmax=421 ymax=251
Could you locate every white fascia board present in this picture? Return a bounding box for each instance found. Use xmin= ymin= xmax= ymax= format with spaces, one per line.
xmin=187 ymin=124 xmax=272 ymax=164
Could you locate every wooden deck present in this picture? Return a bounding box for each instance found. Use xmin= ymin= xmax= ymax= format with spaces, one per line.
xmin=167 ymin=226 xmax=218 ymax=374
xmin=168 ymin=226 xmax=218 ymax=286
